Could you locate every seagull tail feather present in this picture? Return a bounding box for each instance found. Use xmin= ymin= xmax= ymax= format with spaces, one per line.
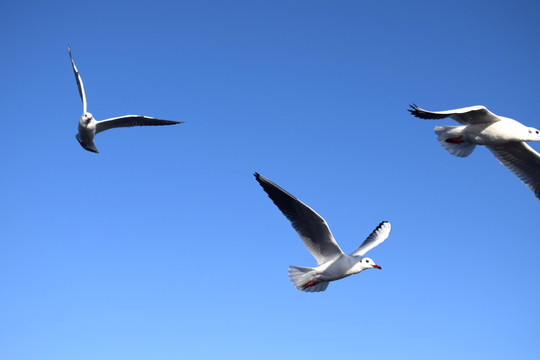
xmin=76 ymin=134 xmax=99 ymax=154
xmin=434 ymin=125 xmax=476 ymax=157
xmin=288 ymin=265 xmax=329 ymax=292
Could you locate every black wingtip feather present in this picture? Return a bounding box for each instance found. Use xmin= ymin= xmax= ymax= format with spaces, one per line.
xmin=408 ymin=103 xmax=422 ymax=117
xmin=254 ymin=172 xmax=270 ymax=190
xmin=407 ymin=104 xmax=449 ymax=120
xmin=253 ymin=173 xmax=298 ymax=206
xmin=254 ymin=172 xmax=263 ymax=184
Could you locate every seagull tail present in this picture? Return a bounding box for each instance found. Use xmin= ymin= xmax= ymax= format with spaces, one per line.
xmin=288 ymin=265 xmax=329 ymax=292
xmin=75 ymin=134 xmax=99 ymax=154
xmin=434 ymin=126 xmax=476 ymax=157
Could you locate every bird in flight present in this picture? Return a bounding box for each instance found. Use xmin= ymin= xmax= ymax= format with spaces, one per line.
xmin=68 ymin=45 xmax=182 ymax=153
xmin=254 ymin=173 xmax=391 ymax=292
xmin=409 ymin=104 xmax=540 ymax=199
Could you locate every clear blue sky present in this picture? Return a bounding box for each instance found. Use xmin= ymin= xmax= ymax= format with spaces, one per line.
xmin=1 ymin=0 xmax=539 ymax=359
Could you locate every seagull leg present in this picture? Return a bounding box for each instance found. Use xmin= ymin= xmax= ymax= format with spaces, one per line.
xmin=303 ymin=280 xmax=319 ymax=289
xmin=445 ymin=136 xmax=465 ymax=144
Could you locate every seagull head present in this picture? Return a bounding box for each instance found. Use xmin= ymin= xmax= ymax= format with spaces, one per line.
xmin=360 ymin=257 xmax=382 ymax=270
xmin=527 ymin=127 xmax=540 ymax=141
xmin=80 ymin=112 xmax=93 ymax=124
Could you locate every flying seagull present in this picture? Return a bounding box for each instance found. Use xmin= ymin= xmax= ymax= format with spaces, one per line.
xmin=254 ymin=173 xmax=390 ymax=292
xmin=68 ymin=45 xmax=182 ymax=153
xmin=409 ymin=104 xmax=540 ymax=199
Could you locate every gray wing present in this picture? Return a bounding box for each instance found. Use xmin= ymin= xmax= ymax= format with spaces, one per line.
xmin=408 ymin=104 xmax=500 ymax=125
xmin=68 ymin=45 xmax=87 ymax=113
xmin=350 ymin=221 xmax=391 ymax=257
xmin=95 ymin=115 xmax=182 ymax=134
xmin=487 ymin=142 xmax=540 ymax=200
xmin=254 ymin=173 xmax=344 ymax=265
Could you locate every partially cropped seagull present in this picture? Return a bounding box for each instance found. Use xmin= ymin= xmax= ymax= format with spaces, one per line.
xmin=254 ymin=173 xmax=390 ymax=292
xmin=409 ymin=104 xmax=540 ymax=199
xmin=68 ymin=45 xmax=182 ymax=153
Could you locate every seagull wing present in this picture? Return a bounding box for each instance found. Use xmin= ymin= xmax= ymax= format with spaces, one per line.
xmin=350 ymin=221 xmax=391 ymax=257
xmin=487 ymin=142 xmax=540 ymax=200
xmin=95 ymin=115 xmax=182 ymax=134
xmin=254 ymin=173 xmax=344 ymax=265
xmin=68 ymin=45 xmax=87 ymax=113
xmin=408 ymin=104 xmax=500 ymax=125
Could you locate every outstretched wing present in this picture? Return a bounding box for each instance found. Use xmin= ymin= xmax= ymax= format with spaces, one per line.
xmin=95 ymin=115 xmax=182 ymax=134
xmin=68 ymin=45 xmax=87 ymax=113
xmin=487 ymin=142 xmax=540 ymax=200
xmin=350 ymin=221 xmax=391 ymax=257
xmin=408 ymin=104 xmax=500 ymax=125
xmin=254 ymin=173 xmax=344 ymax=265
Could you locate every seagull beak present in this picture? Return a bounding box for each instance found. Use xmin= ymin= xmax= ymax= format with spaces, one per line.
xmin=372 ymin=264 xmax=382 ymax=270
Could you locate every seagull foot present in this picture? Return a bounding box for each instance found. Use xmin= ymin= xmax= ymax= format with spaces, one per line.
xmin=303 ymin=280 xmax=319 ymax=289
xmin=445 ymin=136 xmax=464 ymax=144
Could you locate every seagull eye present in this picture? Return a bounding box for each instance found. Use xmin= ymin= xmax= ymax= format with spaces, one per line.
xmin=536 ymin=130 xmax=539 ymax=134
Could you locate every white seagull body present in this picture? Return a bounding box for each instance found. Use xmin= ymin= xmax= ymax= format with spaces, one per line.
xmin=409 ymin=104 xmax=540 ymax=199
xmin=68 ymin=45 xmax=182 ymax=153
xmin=254 ymin=173 xmax=391 ymax=292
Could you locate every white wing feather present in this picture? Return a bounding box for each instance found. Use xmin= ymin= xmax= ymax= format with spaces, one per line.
xmin=254 ymin=173 xmax=344 ymax=265
xmin=95 ymin=115 xmax=182 ymax=134
xmin=68 ymin=45 xmax=87 ymax=113
xmin=409 ymin=104 xmax=500 ymax=125
xmin=350 ymin=221 xmax=391 ymax=257
xmin=487 ymin=142 xmax=540 ymax=199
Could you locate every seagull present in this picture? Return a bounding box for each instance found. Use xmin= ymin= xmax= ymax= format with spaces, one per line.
xmin=254 ymin=173 xmax=390 ymax=292
xmin=68 ymin=45 xmax=182 ymax=153
xmin=409 ymin=104 xmax=540 ymax=199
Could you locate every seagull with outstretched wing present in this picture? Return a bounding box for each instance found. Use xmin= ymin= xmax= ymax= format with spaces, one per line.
xmin=254 ymin=173 xmax=390 ymax=292
xmin=409 ymin=104 xmax=540 ymax=199
xmin=68 ymin=45 xmax=182 ymax=153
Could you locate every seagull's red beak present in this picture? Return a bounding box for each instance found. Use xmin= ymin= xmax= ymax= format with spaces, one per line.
xmin=372 ymin=264 xmax=382 ymax=270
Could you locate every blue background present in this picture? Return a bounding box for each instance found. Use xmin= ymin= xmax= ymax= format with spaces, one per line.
xmin=1 ymin=1 xmax=539 ymax=359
